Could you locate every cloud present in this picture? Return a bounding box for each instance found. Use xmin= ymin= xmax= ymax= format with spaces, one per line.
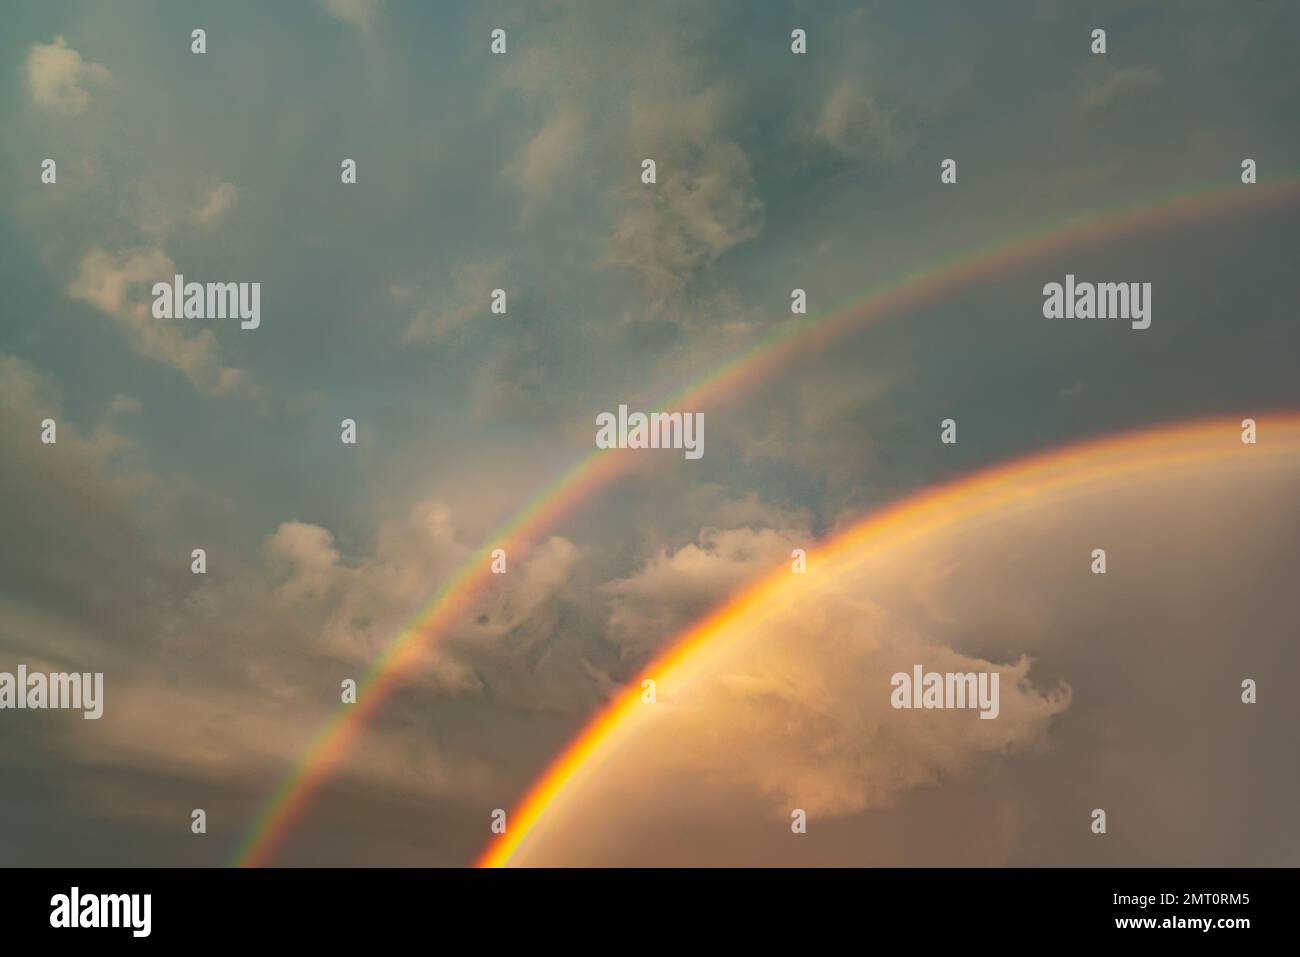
xmin=812 ymin=80 xmax=913 ymax=159
xmin=133 ymin=180 xmax=239 ymax=237
xmin=730 ymin=368 xmax=896 ymax=503
xmin=696 ymin=637 xmax=1070 ymax=819
xmin=253 ymin=503 xmax=620 ymax=717
xmin=606 ymin=145 xmax=762 ymax=304
xmin=604 ymin=83 xmax=764 ymax=307
xmin=516 ymin=568 xmax=1072 ymax=865
xmin=1078 ymin=65 xmax=1163 ymax=111
xmin=25 ymin=36 xmax=111 ymax=115
xmin=493 ymin=4 xmax=764 ymax=315
xmin=77 ymin=675 xmax=498 ymax=811
xmin=259 ymin=503 xmax=578 ymax=685
xmin=65 ymin=247 xmax=244 ymax=396
xmin=261 ymin=502 xmax=467 ymax=664
xmin=0 ymin=356 xmax=173 ymax=661
xmin=107 ymin=394 xmax=143 ymax=416
xmin=0 ymin=468 xmax=491 ymax=812
xmin=597 ymin=510 xmax=1071 ymax=822
xmin=0 ymin=367 xmax=583 ymax=861
xmin=264 ymin=521 xmax=343 ymax=605
xmin=468 ymin=334 xmax=553 ymax=425
xmin=516 ymin=112 xmax=584 ymax=191
xmin=603 ymin=509 xmax=811 ymax=658
xmin=194 ymin=182 xmax=237 ymax=225
xmin=507 ymin=111 xmax=586 ymax=221
xmin=396 ymin=257 xmax=507 ymax=344
xmin=320 ymin=0 xmax=380 ymax=33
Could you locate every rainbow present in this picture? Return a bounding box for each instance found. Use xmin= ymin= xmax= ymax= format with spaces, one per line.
xmin=479 ymin=411 xmax=1300 ymax=866
xmin=232 ymin=176 xmax=1300 ymax=866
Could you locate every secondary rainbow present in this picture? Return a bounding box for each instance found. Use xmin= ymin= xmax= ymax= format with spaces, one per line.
xmin=480 ymin=411 xmax=1300 ymax=865
xmin=233 ymin=177 xmax=1300 ymax=866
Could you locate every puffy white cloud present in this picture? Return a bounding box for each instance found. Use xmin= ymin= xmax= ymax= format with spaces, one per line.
xmin=603 ymin=523 xmax=808 ymax=657
xmin=517 ymin=570 xmax=1072 ymax=865
xmin=65 ymin=247 xmax=244 ymax=396
xmin=258 ymin=504 xmax=587 ymax=701
xmin=25 ymin=36 xmax=110 ymax=115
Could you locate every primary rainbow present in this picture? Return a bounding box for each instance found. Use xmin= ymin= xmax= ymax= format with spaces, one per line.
xmin=233 ymin=177 xmax=1300 ymax=866
xmin=480 ymin=411 xmax=1300 ymax=866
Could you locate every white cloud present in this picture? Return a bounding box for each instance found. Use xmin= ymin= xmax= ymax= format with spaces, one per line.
xmin=507 ymin=111 xmax=586 ymax=222
xmin=257 ymin=505 xmax=595 ymax=709
xmin=603 ymin=519 xmax=810 ymax=658
xmin=25 ymin=36 xmax=111 ymax=115
xmin=264 ymin=521 xmax=344 ymax=605
xmin=65 ymin=247 xmax=243 ymax=396
xmin=512 ymin=111 xmax=585 ymax=194
xmin=514 ymin=575 xmax=1073 ymax=865
xmin=194 ymin=182 xmax=237 ymax=225
xmin=608 ymin=83 xmax=764 ymax=304
xmin=812 ymin=80 xmax=913 ymax=159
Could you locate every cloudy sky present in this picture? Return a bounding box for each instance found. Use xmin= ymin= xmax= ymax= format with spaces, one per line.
xmin=1 ymin=0 xmax=1297 ymax=866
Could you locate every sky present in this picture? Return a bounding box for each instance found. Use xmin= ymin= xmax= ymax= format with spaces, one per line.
xmin=1 ymin=0 xmax=1298 ymax=866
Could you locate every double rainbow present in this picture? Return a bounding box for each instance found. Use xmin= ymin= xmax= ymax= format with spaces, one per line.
xmin=233 ymin=177 xmax=1300 ymax=867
